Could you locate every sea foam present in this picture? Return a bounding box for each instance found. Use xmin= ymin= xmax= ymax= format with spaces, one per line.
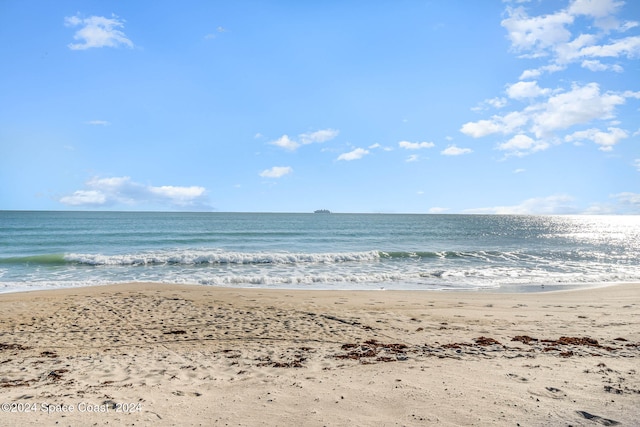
xmin=64 ymin=249 xmax=381 ymax=266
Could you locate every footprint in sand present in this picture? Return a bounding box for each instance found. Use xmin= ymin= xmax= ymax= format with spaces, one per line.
xmin=506 ymin=373 xmax=529 ymax=382
xmin=172 ymin=390 xmax=202 ymax=397
xmin=528 ymin=386 xmax=567 ymax=399
xmin=576 ymin=411 xmax=620 ymax=426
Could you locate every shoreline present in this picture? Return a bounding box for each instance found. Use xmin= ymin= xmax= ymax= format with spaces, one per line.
xmin=0 ymin=282 xmax=638 ymax=425
xmin=0 ymin=279 xmax=629 ymax=297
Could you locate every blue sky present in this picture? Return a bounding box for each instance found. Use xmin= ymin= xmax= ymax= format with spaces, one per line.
xmin=1 ymin=0 xmax=639 ymax=214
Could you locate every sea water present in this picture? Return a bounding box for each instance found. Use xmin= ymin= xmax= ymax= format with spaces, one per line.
xmin=1 ymin=211 xmax=639 ymax=293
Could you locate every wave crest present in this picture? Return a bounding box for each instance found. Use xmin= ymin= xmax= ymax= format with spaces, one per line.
xmin=63 ymin=250 xmax=382 ymax=266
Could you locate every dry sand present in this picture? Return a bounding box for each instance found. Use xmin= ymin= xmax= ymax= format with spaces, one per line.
xmin=0 ymin=282 xmax=638 ymax=426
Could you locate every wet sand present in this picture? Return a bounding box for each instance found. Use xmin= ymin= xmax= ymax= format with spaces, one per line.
xmin=0 ymin=283 xmax=639 ymax=426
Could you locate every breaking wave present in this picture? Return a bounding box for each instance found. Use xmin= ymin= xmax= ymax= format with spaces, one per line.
xmin=63 ymin=249 xmax=382 ymax=266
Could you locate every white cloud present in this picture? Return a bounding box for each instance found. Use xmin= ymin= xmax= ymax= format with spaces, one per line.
xmin=465 ymin=194 xmax=577 ymax=215
xmin=259 ymin=166 xmax=293 ymax=178
xmin=519 ymin=68 xmax=541 ymax=80
xmin=464 ymin=193 xmax=640 ymax=215
xmin=610 ymin=192 xmax=640 ymax=213
xmin=337 ymin=148 xmax=369 ymax=161
xmin=587 ymin=192 xmax=640 ymax=214
xmin=555 ymin=33 xmax=598 ymax=64
xmin=149 ymin=186 xmax=208 ymax=204
xmin=59 ymin=190 xmax=106 ymax=206
xmin=64 ymin=14 xmax=134 ymax=50
xmin=441 ymin=145 xmax=472 ymax=156
xmin=501 ymin=6 xmax=574 ymax=54
xmin=506 ymin=81 xmax=550 ymax=99
xmin=566 ymin=33 xmax=633 ymax=67
xmin=568 ymin=0 xmax=623 ymax=19
xmin=581 ymin=60 xmax=623 ymax=72
xmin=462 ymin=83 xmax=632 ymax=145
xmin=518 ymin=64 xmax=565 ymax=80
xmin=269 ymin=135 xmax=299 ymax=151
xmin=299 ymin=129 xmax=339 ymax=144
xmin=513 ymin=168 xmax=526 ymax=173
xmin=368 ymin=142 xmax=393 ymax=151
xmin=460 ymin=110 xmax=528 ymax=138
xmin=615 ymin=192 xmax=640 ymax=204
xmin=492 ymin=110 xmax=529 ymax=133
xmin=569 ymin=0 xmax=626 ymax=30
xmin=502 ymin=1 xmax=640 ymax=76
xmin=269 ymin=128 xmax=339 ymax=151
xmin=490 ymin=2 xmax=640 ymax=172
xmin=398 ymin=141 xmax=435 ymax=150
xmin=531 ymin=83 xmax=625 ymax=137
xmin=564 ymin=127 xmax=628 ymax=151
xmin=498 ymin=134 xmax=550 ymax=155
xmin=620 ymin=21 xmax=640 ymax=32
xmin=635 ymin=159 xmax=640 ymax=171
xmin=86 ymin=120 xmax=110 ymax=126
xmin=205 ymin=26 xmax=227 ymax=39
xmin=472 ymin=97 xmax=508 ymax=111
xmin=59 ymin=177 xmax=210 ymax=209
xmin=487 ymin=97 xmax=508 ymax=109
xmin=405 ymin=154 xmax=420 ymax=162
xmin=460 ymin=119 xmax=504 ymax=138
xmin=582 ymin=203 xmax=616 ymax=215
xmin=578 ymin=35 xmax=640 ymax=59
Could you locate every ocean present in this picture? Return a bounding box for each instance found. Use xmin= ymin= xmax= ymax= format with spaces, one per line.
xmin=1 ymin=211 xmax=639 ymax=293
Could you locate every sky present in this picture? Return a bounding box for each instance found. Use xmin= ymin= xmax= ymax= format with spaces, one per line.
xmin=1 ymin=0 xmax=639 ymax=214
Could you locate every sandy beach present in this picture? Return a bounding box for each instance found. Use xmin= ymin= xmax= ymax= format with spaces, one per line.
xmin=0 ymin=283 xmax=638 ymax=426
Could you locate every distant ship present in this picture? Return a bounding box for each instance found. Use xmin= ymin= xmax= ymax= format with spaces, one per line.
xmin=314 ymin=209 xmax=331 ymax=214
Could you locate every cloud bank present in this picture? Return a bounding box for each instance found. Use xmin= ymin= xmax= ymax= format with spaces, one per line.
xmin=461 ymin=1 xmax=640 ymax=157
xmin=465 ymin=194 xmax=578 ymax=215
xmin=59 ymin=177 xmax=210 ymax=210
xmin=502 ymin=0 xmax=639 ymax=76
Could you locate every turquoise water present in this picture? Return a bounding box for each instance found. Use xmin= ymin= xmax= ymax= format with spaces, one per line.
xmin=1 ymin=211 xmax=639 ymax=293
